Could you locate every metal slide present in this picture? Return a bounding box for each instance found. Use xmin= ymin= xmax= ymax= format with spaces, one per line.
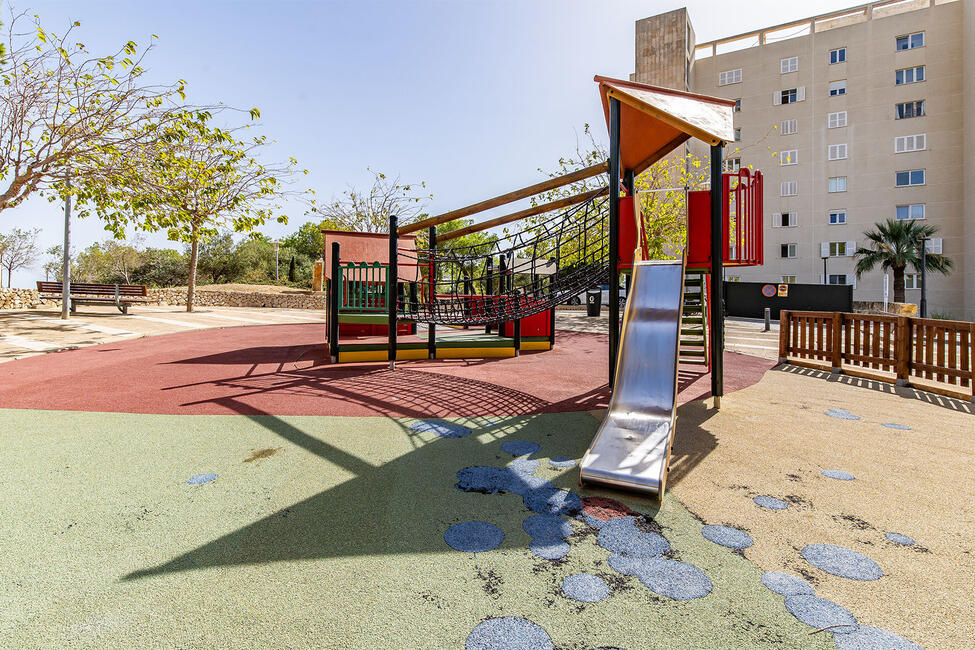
xmin=580 ymin=260 xmax=685 ymax=496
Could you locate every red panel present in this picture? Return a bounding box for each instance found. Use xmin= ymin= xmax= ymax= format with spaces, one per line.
xmin=504 ymin=308 xmax=552 ymax=338
xmin=686 ymin=190 xmax=712 ymax=268
xmin=686 ymin=170 xmax=764 ymax=269
xmin=618 ymin=195 xmax=638 ymax=270
xmin=338 ymin=322 xmax=412 ymax=336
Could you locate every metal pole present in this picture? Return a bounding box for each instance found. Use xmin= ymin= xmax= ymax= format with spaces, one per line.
xmin=919 ymin=238 xmax=928 ymax=318
xmin=328 ymin=242 xmax=340 ymax=362
xmin=608 ymin=96 xmax=621 ymax=389
xmin=388 ymin=215 xmax=398 ymax=368
xmin=709 ymin=143 xmax=725 ymax=406
xmin=428 ymin=226 xmax=437 ymax=358
xmin=764 ymin=307 xmax=771 ymax=332
xmin=822 ymin=256 xmax=828 ymax=284
xmin=61 ymin=182 xmax=71 ymax=320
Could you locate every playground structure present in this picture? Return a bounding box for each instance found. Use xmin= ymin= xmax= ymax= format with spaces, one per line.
xmin=324 ymin=76 xmax=764 ymax=495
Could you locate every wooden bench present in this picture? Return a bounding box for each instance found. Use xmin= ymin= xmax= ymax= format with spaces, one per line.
xmin=36 ymin=281 xmax=150 ymax=314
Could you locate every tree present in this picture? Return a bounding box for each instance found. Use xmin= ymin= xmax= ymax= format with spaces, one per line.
xmin=0 ymin=227 xmax=40 ymax=287
xmin=73 ymin=239 xmax=142 ymax=283
xmin=196 ymin=233 xmax=244 ymax=284
xmin=854 ymin=219 xmax=952 ymax=303
xmin=130 ymin=247 xmax=187 ymax=287
xmin=287 ymin=255 xmax=296 ymax=282
xmin=0 ymin=12 xmax=195 ymax=217
xmin=308 ymin=168 xmax=431 ymax=233
xmin=43 ymin=245 xmax=66 ymax=281
xmin=95 ymin=114 xmax=302 ymax=311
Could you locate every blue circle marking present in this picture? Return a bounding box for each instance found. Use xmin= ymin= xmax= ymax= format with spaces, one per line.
xmin=821 ymin=469 xmax=855 ymax=481
xmin=833 ymin=625 xmax=922 ymax=650
xmin=824 ymin=408 xmax=861 ymax=420
xmin=784 ymin=594 xmax=857 ymax=634
xmin=701 ymin=525 xmax=753 ymax=550
xmin=885 ymin=532 xmax=915 ymax=546
xmin=466 ymin=617 xmax=554 ymax=650
xmin=411 ymin=420 xmax=472 ymax=438
xmin=882 ymin=423 xmax=911 ymax=430
xmin=444 ymin=521 xmax=504 ymax=553
xmin=753 ymin=495 xmax=789 ymax=510
xmin=761 ymin=571 xmax=815 ymax=597
xmin=501 ymin=440 xmax=542 ymax=457
xmin=801 ymin=544 xmax=883 ymax=581
xmin=548 ymin=456 xmax=577 ymax=468
xmin=187 ymin=473 xmax=217 ymax=485
xmin=561 ymin=573 xmax=610 ymax=602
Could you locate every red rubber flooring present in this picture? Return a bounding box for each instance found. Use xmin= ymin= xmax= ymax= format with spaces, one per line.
xmin=0 ymin=324 xmax=773 ymax=417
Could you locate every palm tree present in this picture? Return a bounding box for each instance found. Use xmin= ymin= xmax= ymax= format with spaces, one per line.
xmin=854 ymin=219 xmax=952 ymax=303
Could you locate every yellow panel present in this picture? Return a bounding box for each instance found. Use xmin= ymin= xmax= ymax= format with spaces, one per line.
xmin=338 ymin=350 xmax=387 ymax=363
xmin=520 ymin=341 xmax=551 ymax=351
xmin=436 ymin=347 xmax=516 ymax=359
xmin=397 ymin=348 xmax=428 ymax=360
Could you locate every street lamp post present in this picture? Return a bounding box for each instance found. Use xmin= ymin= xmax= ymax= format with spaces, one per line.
xmin=273 ymin=240 xmax=282 ymax=282
xmin=918 ymin=237 xmax=930 ymax=318
xmin=822 ymin=255 xmax=828 ymax=285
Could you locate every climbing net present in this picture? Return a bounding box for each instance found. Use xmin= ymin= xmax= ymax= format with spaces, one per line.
xmin=396 ymin=186 xmax=611 ymax=326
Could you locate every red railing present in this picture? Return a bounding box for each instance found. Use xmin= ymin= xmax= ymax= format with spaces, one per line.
xmin=686 ymin=169 xmax=764 ymax=268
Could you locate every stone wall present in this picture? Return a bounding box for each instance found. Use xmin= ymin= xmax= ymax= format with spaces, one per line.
xmin=0 ymin=287 xmax=326 ymax=310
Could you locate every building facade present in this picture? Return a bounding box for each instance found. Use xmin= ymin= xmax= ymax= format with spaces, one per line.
xmin=633 ymin=0 xmax=975 ymax=319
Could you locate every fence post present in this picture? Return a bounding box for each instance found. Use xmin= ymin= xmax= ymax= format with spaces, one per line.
xmin=894 ymin=316 xmax=911 ymax=386
xmin=831 ymin=312 xmax=842 ymax=373
xmin=388 ymin=214 xmax=398 ymax=367
xmin=778 ymin=310 xmax=790 ymax=364
xmin=970 ymin=322 xmax=975 ymax=402
xmin=328 ymin=241 xmax=340 ymax=363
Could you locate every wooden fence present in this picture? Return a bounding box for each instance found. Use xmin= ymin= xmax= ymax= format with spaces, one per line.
xmin=779 ymin=310 xmax=974 ymax=402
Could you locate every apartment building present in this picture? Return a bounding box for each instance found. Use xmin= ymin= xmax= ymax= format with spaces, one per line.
xmin=632 ymin=0 xmax=975 ymax=319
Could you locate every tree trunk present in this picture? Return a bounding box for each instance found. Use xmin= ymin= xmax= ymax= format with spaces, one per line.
xmin=187 ymin=227 xmax=199 ymax=313
xmin=892 ymin=265 xmax=905 ymax=303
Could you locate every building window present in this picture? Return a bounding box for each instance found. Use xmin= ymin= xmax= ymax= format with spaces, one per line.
xmin=828 ymin=274 xmax=851 ymax=285
xmin=725 ymin=275 xmax=742 ymax=282
xmin=829 ymin=47 xmax=846 ymax=64
xmin=827 ymin=241 xmax=852 ymax=257
xmin=827 ymin=111 xmax=847 ymax=128
xmin=774 ymin=87 xmax=804 ymax=105
xmin=734 ymin=128 xmax=741 ymax=141
xmin=772 ymin=212 xmax=797 ymax=227
xmin=894 ymin=134 xmax=926 ymax=153
xmin=828 ymin=210 xmax=847 ymax=225
xmin=828 ymin=176 xmax=847 ymax=193
xmin=895 ymin=100 xmax=925 ymax=119
xmin=827 ymin=143 xmax=848 ymax=160
xmin=780 ymin=56 xmax=798 ymax=74
xmin=719 ymin=68 xmax=742 ymax=86
xmin=829 ymin=80 xmax=847 ymax=96
xmin=780 ymin=181 xmax=798 ymax=196
xmin=896 ymin=204 xmax=925 ymax=220
xmin=905 ymin=273 xmax=921 ymax=289
xmin=895 ymin=169 xmax=925 ymax=187
xmin=896 ymin=32 xmax=924 ymax=51
xmin=780 ymin=119 xmax=798 ymax=135
xmin=781 ymin=275 xmax=797 ymax=284
xmin=780 ymin=149 xmax=798 ymax=165
xmin=734 ymin=98 xmax=741 ymax=112
xmin=722 ymin=157 xmax=741 ymax=172
xmin=896 ymin=66 xmax=925 ymax=85
xmin=780 ymin=243 xmax=797 ymax=258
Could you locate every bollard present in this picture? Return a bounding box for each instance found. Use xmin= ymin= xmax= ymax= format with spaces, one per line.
xmin=764 ymin=307 xmax=771 ymax=332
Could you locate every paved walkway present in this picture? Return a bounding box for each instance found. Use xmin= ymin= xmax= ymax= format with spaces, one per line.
xmin=0 ymin=306 xmax=324 ymax=363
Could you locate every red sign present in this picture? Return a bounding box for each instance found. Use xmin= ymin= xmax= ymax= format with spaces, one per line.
xmin=761 ymin=284 xmax=777 ymax=297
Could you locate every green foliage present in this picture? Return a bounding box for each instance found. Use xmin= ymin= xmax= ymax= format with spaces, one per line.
xmin=0 ymin=227 xmax=41 ymax=287
xmin=130 ymin=248 xmax=187 ymax=287
xmin=854 ymin=218 xmax=952 ymax=302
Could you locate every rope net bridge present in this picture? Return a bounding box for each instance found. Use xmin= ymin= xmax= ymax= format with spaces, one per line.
xmin=395 ymin=186 xmax=613 ymax=326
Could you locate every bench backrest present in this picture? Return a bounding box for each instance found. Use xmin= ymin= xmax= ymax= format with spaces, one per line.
xmin=36 ymin=281 xmax=148 ymax=296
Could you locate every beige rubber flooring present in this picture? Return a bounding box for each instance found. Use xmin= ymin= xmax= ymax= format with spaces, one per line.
xmin=662 ymin=364 xmax=974 ymax=649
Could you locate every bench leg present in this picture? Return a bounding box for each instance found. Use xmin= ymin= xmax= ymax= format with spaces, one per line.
xmin=69 ymin=301 xmax=76 ymax=314
xmin=121 ymin=305 xmax=128 ymax=315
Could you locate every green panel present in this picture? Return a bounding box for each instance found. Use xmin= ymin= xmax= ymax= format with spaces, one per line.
xmin=338 ymin=341 xmax=427 ymax=352
xmin=436 ymin=336 xmax=514 ymax=349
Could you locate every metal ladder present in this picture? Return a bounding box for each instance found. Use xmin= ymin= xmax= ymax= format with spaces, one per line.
xmin=679 ymin=272 xmax=709 ymax=366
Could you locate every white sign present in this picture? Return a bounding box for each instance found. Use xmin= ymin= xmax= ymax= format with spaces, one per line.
xmin=511 ymin=257 xmax=556 ymax=275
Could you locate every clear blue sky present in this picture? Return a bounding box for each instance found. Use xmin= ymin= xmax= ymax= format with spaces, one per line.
xmin=6 ymin=0 xmax=853 ymax=287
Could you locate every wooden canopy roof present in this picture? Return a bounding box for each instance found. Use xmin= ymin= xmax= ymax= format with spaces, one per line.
xmin=595 ymin=75 xmax=736 ymax=173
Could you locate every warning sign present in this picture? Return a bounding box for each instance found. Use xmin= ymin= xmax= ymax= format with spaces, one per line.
xmin=777 ymin=284 xmax=789 ymax=297
xmin=761 ymin=284 xmax=777 ymax=298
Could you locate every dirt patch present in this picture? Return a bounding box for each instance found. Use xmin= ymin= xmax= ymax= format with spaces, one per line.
xmin=834 ymin=513 xmax=875 ymax=531
xmin=243 ymin=447 xmax=281 ymax=463
xmin=475 ymin=567 xmax=503 ymax=598
xmin=580 ymin=497 xmax=640 ymax=521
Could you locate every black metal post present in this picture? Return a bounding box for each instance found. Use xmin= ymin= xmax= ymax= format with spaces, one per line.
xmin=919 ymin=238 xmax=928 ymax=318
xmin=498 ymin=254 xmax=508 ymax=338
xmin=328 ymin=241 xmax=340 ymax=362
xmin=428 ymin=226 xmax=437 ymax=358
xmin=608 ymin=96 xmax=622 ymax=388
xmin=513 ymin=319 xmax=521 ymax=356
xmin=549 ymin=265 xmax=557 ymax=349
xmin=388 ymin=215 xmax=398 ymax=366
xmin=485 ymin=256 xmax=494 ymax=334
xmin=822 ymin=256 xmax=828 ymax=284
xmin=409 ymin=281 xmax=418 ymax=334
xmin=709 ymin=143 xmax=725 ymax=405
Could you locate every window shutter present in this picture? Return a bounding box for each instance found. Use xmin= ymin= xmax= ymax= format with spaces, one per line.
xmin=845 ymin=240 xmax=856 ymax=256
xmin=821 ymin=242 xmax=830 ymax=257
xmin=894 ymin=137 xmax=904 ymax=153
xmin=773 ymin=92 xmax=781 ymax=106
xmin=926 ymin=238 xmax=943 ymax=254
xmin=917 ymin=134 xmax=926 ymax=149
xmin=851 ymin=276 xmax=857 ymax=289
xmin=772 ymin=213 xmax=781 ymax=227
xmin=820 ymin=274 xmax=825 ymax=284
xmin=797 ymin=86 xmax=806 ymax=101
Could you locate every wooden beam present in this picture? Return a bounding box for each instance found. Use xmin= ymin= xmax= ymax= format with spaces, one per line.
xmin=398 ymin=161 xmax=608 ymax=236
xmin=437 ymin=188 xmax=605 ymax=242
